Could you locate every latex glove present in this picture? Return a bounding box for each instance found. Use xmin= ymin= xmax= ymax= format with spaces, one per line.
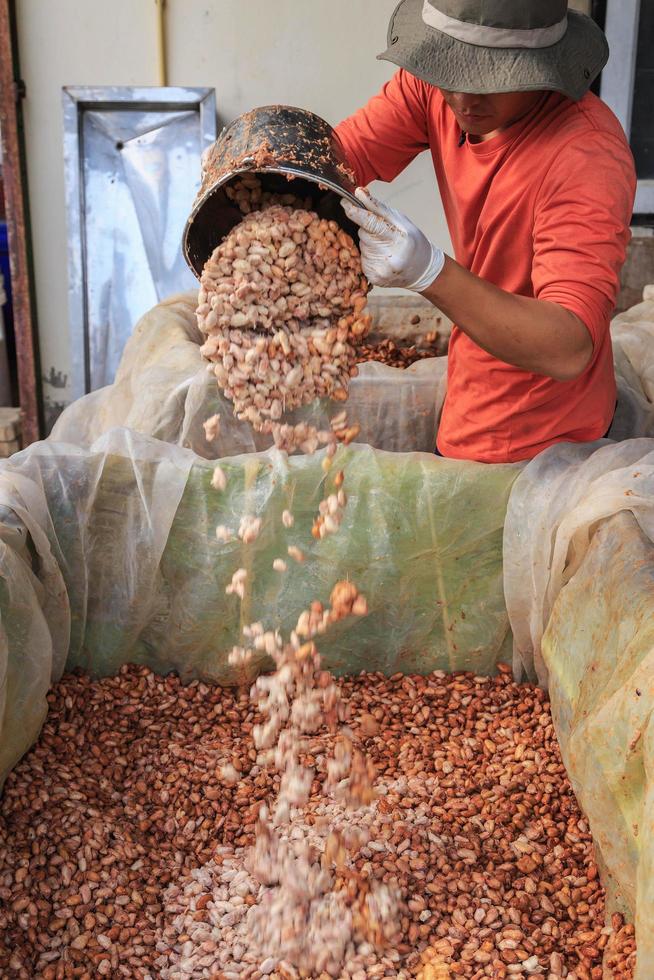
xmin=341 ymin=187 xmax=445 ymax=292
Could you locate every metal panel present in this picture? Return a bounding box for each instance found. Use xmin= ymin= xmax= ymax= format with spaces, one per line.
xmin=600 ymin=0 xmax=641 ymax=137
xmin=63 ymin=86 xmax=216 ymax=400
xmin=635 ymin=181 xmax=654 ymax=213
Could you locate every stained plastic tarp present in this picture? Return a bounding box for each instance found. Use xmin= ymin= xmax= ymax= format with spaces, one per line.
xmin=0 ymin=428 xmax=517 ymax=788
xmin=504 ymin=437 xmax=654 ymax=686
xmin=543 ymin=512 xmax=654 ymax=979
xmin=504 ymin=435 xmax=654 ymax=980
xmin=51 ymin=291 xmax=448 ymax=457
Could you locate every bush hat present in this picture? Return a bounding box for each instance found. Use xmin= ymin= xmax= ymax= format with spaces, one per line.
xmin=378 ymin=0 xmax=609 ymax=102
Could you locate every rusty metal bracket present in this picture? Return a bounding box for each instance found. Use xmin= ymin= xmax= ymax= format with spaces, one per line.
xmin=0 ymin=0 xmax=42 ymax=444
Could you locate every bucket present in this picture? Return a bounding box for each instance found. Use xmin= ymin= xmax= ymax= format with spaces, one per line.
xmin=182 ymin=105 xmax=361 ymax=279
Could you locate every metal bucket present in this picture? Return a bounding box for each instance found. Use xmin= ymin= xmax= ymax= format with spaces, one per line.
xmin=182 ymin=105 xmax=361 ymax=279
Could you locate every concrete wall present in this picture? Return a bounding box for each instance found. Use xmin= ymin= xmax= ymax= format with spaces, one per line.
xmin=16 ymin=0 xmax=447 ymax=426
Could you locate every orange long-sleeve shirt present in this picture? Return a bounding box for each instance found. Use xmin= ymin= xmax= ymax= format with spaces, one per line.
xmin=336 ymin=72 xmax=636 ymax=463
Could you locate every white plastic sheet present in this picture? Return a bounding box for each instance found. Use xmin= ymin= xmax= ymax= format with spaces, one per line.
xmin=51 ymin=291 xmax=448 ymax=457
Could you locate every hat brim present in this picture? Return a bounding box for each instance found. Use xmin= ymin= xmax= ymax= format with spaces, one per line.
xmin=378 ymin=1 xmax=608 ymax=102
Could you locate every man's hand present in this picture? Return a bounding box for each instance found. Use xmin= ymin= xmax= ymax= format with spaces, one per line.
xmin=341 ymin=187 xmax=445 ymax=292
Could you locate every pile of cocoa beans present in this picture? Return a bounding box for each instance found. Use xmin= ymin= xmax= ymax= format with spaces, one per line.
xmin=356 ymin=333 xmax=443 ymax=368
xmin=0 ymin=666 xmax=637 ymax=979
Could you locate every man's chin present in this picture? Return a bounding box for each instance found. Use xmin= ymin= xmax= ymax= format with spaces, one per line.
xmin=450 ymin=112 xmax=496 ymax=137
xmin=461 ymin=120 xmax=496 ymax=137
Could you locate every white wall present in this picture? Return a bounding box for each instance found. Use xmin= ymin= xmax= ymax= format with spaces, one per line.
xmin=16 ymin=0 xmax=448 ymax=426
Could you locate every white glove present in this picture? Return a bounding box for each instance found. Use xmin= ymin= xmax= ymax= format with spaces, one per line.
xmin=341 ymin=187 xmax=445 ymax=292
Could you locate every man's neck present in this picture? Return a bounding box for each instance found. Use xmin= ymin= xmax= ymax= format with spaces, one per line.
xmin=468 ymin=130 xmax=498 ymax=144
xmin=468 ymin=93 xmax=548 ymax=144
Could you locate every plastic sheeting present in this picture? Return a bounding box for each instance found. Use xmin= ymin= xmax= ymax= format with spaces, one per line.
xmin=0 ymin=428 xmax=517 ymax=788
xmin=503 ymin=433 xmax=654 ymax=980
xmin=608 ymin=290 xmax=654 ymax=442
xmin=50 ymin=291 xmax=448 ymax=458
xmin=543 ymin=512 xmax=654 ymax=979
xmin=504 ymin=437 xmax=654 ymax=686
xmin=50 ymin=288 xmax=654 ymax=461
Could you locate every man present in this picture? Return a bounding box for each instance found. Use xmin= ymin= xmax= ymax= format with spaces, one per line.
xmin=336 ymin=0 xmax=636 ymax=463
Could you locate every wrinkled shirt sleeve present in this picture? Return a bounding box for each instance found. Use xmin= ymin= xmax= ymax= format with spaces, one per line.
xmin=532 ymin=131 xmax=636 ymax=352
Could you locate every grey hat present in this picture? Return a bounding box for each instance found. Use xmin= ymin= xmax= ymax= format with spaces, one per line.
xmin=378 ymin=0 xmax=609 ymax=102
